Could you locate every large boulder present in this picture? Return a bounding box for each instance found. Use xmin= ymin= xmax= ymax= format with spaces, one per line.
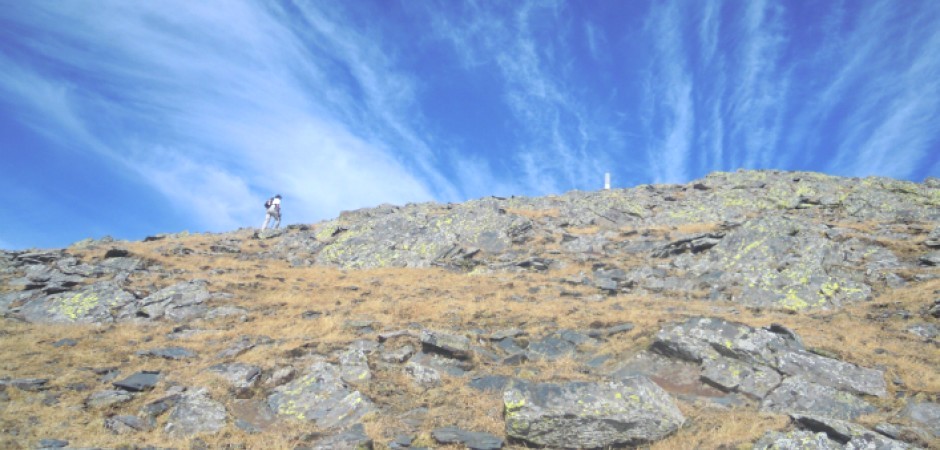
xmin=267 ymin=361 xmax=376 ymax=430
xmin=17 ymin=282 xmax=135 ymax=324
xmin=118 ymin=280 xmax=211 ymax=321
xmin=503 ymin=377 xmax=684 ymax=448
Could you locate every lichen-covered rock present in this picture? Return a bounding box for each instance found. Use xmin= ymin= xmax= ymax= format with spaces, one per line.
xmin=652 ymin=317 xmax=804 ymax=367
xmin=267 ymin=361 xmax=375 ymax=430
xmin=503 ymin=377 xmax=684 ymax=448
xmin=686 ymin=216 xmax=877 ymax=310
xmin=700 ymin=355 xmax=782 ymax=399
xmin=17 ymin=282 xmax=135 ymax=324
xmin=776 ymin=350 xmax=886 ymax=397
xmin=118 ymin=280 xmax=211 ymax=321
xmin=752 ymin=430 xmax=842 ymax=449
xmin=314 ymin=199 xmax=534 ymax=269
xmin=761 ymin=377 xmax=876 ymax=420
xmin=339 ymin=347 xmax=372 ymax=385
xmin=404 ymin=360 xmax=442 ymax=387
xmin=164 ymin=388 xmax=227 ymax=437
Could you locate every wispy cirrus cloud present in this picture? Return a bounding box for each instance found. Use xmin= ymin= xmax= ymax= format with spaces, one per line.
xmin=642 ymin=0 xmax=693 ymax=184
xmin=430 ymin=0 xmax=622 ymax=193
xmin=0 ymin=1 xmax=450 ymax=230
xmin=827 ymin=1 xmax=940 ymax=179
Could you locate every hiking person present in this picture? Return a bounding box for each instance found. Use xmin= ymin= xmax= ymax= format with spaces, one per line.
xmin=262 ymin=194 xmax=281 ymax=231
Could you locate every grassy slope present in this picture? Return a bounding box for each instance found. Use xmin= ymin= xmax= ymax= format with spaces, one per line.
xmin=0 ymin=224 xmax=938 ymax=449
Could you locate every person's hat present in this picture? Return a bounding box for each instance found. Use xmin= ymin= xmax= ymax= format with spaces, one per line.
xmin=275 ymin=194 xmax=282 ymax=198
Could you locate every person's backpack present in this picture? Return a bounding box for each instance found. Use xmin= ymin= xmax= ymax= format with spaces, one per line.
xmin=264 ymin=198 xmax=272 ymax=209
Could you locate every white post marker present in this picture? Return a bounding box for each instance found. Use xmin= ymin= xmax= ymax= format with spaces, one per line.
xmin=604 ymin=172 xmax=611 ymax=190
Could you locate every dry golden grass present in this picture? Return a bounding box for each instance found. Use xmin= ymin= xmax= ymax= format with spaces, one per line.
xmin=2 ymin=227 xmax=939 ymax=449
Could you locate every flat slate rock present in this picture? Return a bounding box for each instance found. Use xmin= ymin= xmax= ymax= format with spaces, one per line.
xmin=113 ymin=371 xmax=161 ymax=392
xmin=432 ymin=426 xmax=503 ymax=450
xmin=137 ymin=347 xmax=197 ymax=360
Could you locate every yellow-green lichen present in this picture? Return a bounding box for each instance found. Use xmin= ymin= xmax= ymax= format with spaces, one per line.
xmin=50 ymin=292 xmax=101 ymax=321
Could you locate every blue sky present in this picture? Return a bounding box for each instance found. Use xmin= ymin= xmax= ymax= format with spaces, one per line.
xmin=2 ymin=1 xmax=939 ymax=250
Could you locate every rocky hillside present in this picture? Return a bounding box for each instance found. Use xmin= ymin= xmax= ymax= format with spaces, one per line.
xmin=1 ymin=169 xmax=938 ymax=449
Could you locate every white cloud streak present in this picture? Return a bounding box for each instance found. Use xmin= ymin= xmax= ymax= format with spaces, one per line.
xmin=643 ymin=1 xmax=693 ymax=183
xmin=0 ymin=1 xmax=451 ymax=231
xmin=828 ymin=1 xmax=940 ymax=178
xmin=430 ymin=0 xmax=622 ymax=193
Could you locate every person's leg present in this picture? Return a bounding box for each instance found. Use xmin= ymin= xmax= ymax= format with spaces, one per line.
xmin=274 ymin=212 xmax=281 ymax=229
xmin=262 ymin=213 xmax=271 ymax=231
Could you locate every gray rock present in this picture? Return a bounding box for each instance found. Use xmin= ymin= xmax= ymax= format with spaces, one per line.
xmin=700 ymin=355 xmax=782 ymax=399
xmin=420 ymin=330 xmax=470 ymax=359
xmin=587 ymin=323 xmax=635 ymax=338
xmin=685 ymin=216 xmax=876 ymax=310
xmin=18 ymin=282 xmax=135 ymax=324
xmin=216 ymin=335 xmax=259 ymax=359
xmin=651 ymin=317 xmax=804 ymax=367
xmin=752 ymin=430 xmax=842 ymax=449
xmin=469 ymin=375 xmax=512 ymax=393
xmin=761 ymin=377 xmax=876 ymax=420
xmin=776 ymin=350 xmax=886 ymax=397
xmin=408 ymin=351 xmax=469 ymax=377
xmin=113 ymin=371 xmax=161 ymax=392
xmin=123 ymin=280 xmax=211 ymax=321
xmin=339 ymin=347 xmax=372 ymax=385
xmin=503 ymin=377 xmax=684 ymax=448
xmin=204 ymin=305 xmax=248 ymax=321
xmin=791 ymin=414 xmax=914 ymax=449
xmin=432 ymin=426 xmax=503 ymax=450
xmin=141 ymin=391 xmax=182 ymax=423
xmin=164 ymin=388 xmax=227 ymax=437
xmin=267 ymin=361 xmax=375 ymax=430
xmin=925 ymin=227 xmax=940 ymax=248
xmin=305 ymin=423 xmax=373 ymax=450
xmin=900 ymin=401 xmax=940 ymax=438
xmin=136 ymin=347 xmax=197 ymax=360
xmin=920 ymin=251 xmax=940 ymax=266
xmin=52 ymin=338 xmax=77 ymax=348
xmin=652 ymin=233 xmax=724 ymax=258
xmin=105 ymin=415 xmax=152 ymax=434
xmin=525 ymin=330 xmax=591 ymax=361
xmin=908 ymin=323 xmax=939 ymax=340
xmin=208 ymin=363 xmax=261 ymax=390
xmin=36 ymin=439 xmax=70 ymax=449
xmin=85 ymin=390 xmax=134 ymax=409
xmin=6 ymin=378 xmax=50 ymax=391
xmin=380 ymin=345 xmax=414 ymax=363
xmin=404 ymin=360 xmax=442 ymax=387
xmin=231 ymin=399 xmax=278 ymax=434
